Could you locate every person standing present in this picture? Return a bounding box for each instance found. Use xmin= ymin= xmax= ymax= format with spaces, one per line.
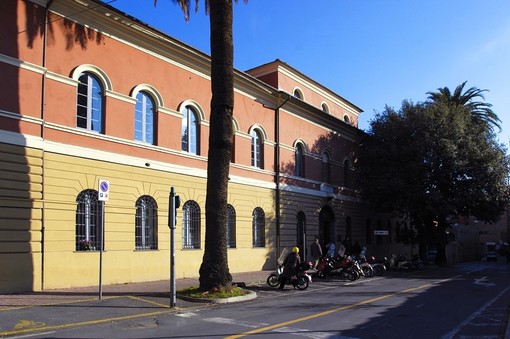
xmin=310 ymin=236 xmax=322 ymax=269
xmin=279 ymin=247 xmax=301 ymax=290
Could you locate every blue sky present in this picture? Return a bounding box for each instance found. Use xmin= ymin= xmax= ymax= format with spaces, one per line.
xmin=108 ymin=0 xmax=510 ymax=146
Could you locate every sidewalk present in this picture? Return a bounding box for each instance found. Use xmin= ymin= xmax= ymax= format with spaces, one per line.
xmin=0 ymin=270 xmax=272 ymax=309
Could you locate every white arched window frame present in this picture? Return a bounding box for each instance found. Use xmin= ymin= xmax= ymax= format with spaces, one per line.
xmin=72 ymin=65 xmax=112 ymax=134
xmin=179 ymin=100 xmax=204 ymax=155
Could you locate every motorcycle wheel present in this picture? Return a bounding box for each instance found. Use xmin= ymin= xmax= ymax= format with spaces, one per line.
xmin=362 ymin=266 xmax=374 ymax=278
xmin=294 ymin=276 xmax=309 ymax=290
xmin=348 ymin=270 xmax=360 ymax=281
xmin=266 ymin=274 xmax=280 ymax=287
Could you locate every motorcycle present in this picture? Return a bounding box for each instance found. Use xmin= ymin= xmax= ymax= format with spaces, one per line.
xmin=366 ymin=256 xmax=387 ymax=276
xmin=356 ymin=255 xmax=375 ymax=277
xmin=316 ymin=255 xmax=360 ymax=281
xmin=267 ymin=261 xmax=312 ymax=290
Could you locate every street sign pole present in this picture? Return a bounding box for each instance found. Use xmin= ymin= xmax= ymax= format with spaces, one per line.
xmin=99 ymin=200 xmax=104 ymax=300
xmin=169 ymin=187 xmax=176 ymax=308
xmin=98 ymin=179 xmax=110 ymax=300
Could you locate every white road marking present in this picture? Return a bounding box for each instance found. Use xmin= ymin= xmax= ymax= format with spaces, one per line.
xmin=204 ymin=317 xmax=269 ymax=328
xmin=441 ymin=283 xmax=510 ymax=339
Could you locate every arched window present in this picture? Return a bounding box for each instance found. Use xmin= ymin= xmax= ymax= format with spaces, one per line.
xmin=343 ymin=114 xmax=351 ymax=124
xmin=77 ymin=72 xmax=104 ymax=133
xmin=135 ymin=195 xmax=158 ymax=250
xmin=75 ymin=189 xmax=102 ymax=251
xmin=135 ymin=91 xmax=155 ymax=144
xmin=182 ymin=201 xmax=201 ymax=249
xmin=252 ymin=207 xmax=265 ymax=247
xmin=182 ymin=106 xmax=199 ymax=154
xmin=343 ymin=159 xmax=351 ymax=188
xmin=293 ymin=88 xmax=304 ymax=100
xmin=295 ymin=143 xmax=305 ymax=177
xmin=322 ymin=151 xmax=331 ymax=183
xmin=321 ymin=103 xmax=330 ymax=113
xmin=251 ymin=129 xmax=263 ymax=168
xmin=226 ymin=204 xmax=236 ymax=248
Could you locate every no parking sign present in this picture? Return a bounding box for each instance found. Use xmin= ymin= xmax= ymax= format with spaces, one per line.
xmin=98 ymin=179 xmax=110 ymax=202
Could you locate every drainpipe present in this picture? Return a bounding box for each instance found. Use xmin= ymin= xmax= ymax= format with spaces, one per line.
xmin=40 ymin=0 xmax=54 ymax=290
xmin=274 ymin=92 xmax=290 ymax=262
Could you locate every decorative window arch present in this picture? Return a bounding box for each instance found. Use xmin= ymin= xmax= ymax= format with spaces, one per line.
xmin=75 ymin=189 xmax=102 ymax=251
xmin=71 ymin=64 xmax=113 ymax=91
xmin=182 ymin=200 xmax=201 ymax=249
xmin=226 ymin=204 xmax=236 ymax=248
xmin=295 ymin=142 xmax=305 ymax=177
xmin=343 ymin=114 xmax=351 ymax=124
xmin=252 ymin=207 xmax=265 ymax=247
xmin=135 ymin=195 xmax=158 ymax=250
xmin=134 ymin=91 xmax=156 ymax=144
xmin=293 ymin=87 xmax=304 ymax=100
xmin=131 ymin=84 xmax=164 ymax=108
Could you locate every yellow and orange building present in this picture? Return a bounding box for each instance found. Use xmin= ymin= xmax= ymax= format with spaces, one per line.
xmin=0 ymin=0 xmax=376 ymax=293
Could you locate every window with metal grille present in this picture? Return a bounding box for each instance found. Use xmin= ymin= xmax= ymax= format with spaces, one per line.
xmin=226 ymin=204 xmax=236 ymax=248
xmin=182 ymin=106 xmax=199 ymax=154
xmin=135 ymin=195 xmax=158 ymax=250
xmin=182 ymin=200 xmax=200 ymax=249
xmin=252 ymin=207 xmax=265 ymax=247
xmin=135 ymin=92 xmax=155 ymax=144
xmin=75 ymin=189 xmax=102 ymax=251
xmin=77 ymin=72 xmax=104 ymax=133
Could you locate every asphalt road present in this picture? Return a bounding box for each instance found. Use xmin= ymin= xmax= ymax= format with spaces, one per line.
xmin=1 ymin=261 xmax=509 ymax=338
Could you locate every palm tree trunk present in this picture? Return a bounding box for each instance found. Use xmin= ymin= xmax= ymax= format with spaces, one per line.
xmin=199 ymin=0 xmax=234 ymax=291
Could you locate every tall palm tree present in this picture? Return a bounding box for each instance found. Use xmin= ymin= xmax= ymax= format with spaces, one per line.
xmin=426 ymin=81 xmax=501 ymax=133
xmin=156 ymin=0 xmax=243 ymax=290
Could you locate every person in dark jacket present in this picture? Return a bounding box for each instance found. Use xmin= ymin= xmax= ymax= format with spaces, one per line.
xmin=279 ymin=247 xmax=301 ymax=290
xmin=310 ymin=236 xmax=322 ymax=269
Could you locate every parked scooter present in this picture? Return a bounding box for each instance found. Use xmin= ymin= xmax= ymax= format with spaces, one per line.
xmin=316 ymin=255 xmax=360 ymax=280
xmin=267 ymin=261 xmax=312 ymax=290
xmin=389 ymin=254 xmax=413 ymax=270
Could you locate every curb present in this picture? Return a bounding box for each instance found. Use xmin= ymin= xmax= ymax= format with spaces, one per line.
xmin=178 ymin=289 xmax=257 ymax=304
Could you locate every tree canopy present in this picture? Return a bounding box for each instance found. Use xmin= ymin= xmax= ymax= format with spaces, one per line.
xmin=357 ymin=84 xmax=509 ymax=263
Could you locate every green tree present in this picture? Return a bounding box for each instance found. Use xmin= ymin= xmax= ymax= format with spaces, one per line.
xmin=426 ymin=81 xmax=501 ymax=133
xmin=156 ymin=0 xmax=244 ymax=291
xmin=357 ymin=95 xmax=509 ymax=265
